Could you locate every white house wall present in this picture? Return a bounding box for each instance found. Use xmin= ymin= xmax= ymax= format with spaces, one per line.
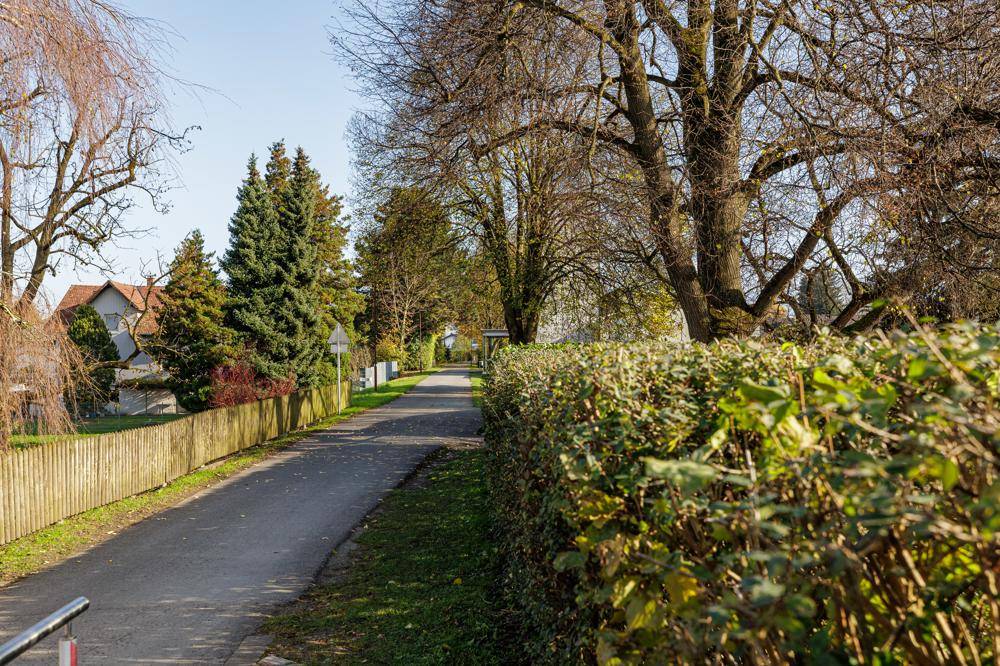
xmin=88 ymin=288 xmax=155 ymax=368
xmin=113 ymin=389 xmax=182 ymax=416
xmin=86 ymin=285 xmax=177 ymax=415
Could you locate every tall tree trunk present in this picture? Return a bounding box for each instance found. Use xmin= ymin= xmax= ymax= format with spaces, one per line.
xmin=19 ymin=236 xmax=52 ymax=306
xmin=685 ymin=35 xmax=753 ymax=338
xmin=0 ymin=214 xmax=11 ymax=303
xmin=0 ymin=150 xmax=13 ymax=303
xmin=690 ymin=151 xmax=752 ymax=337
xmin=599 ymin=0 xmax=760 ymax=341
xmin=608 ymin=3 xmax=716 ymax=341
xmin=502 ymin=299 xmax=540 ymax=344
xmin=649 ymin=194 xmax=713 ymax=342
xmin=498 ymin=262 xmax=545 ymax=344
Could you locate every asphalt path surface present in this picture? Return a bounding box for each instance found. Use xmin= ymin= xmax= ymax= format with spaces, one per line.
xmin=0 ymin=367 xmax=480 ymax=664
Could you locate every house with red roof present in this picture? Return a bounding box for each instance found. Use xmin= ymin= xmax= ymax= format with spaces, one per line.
xmin=54 ymin=279 xmax=181 ymax=415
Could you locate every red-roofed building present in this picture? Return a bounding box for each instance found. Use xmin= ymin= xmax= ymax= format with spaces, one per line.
xmin=55 ymin=279 xmax=180 ymax=415
xmin=55 ymin=279 xmax=164 ymax=335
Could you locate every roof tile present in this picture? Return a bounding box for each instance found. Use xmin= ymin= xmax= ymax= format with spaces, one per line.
xmin=54 ymin=280 xmax=165 ymax=335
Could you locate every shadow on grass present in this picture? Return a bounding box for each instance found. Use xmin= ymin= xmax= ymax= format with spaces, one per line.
xmin=264 ymin=448 xmax=519 ymax=665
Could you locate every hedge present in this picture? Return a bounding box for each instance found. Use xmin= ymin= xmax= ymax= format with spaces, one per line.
xmin=482 ymin=325 xmax=999 ymax=664
xmin=406 ymin=333 xmax=438 ymax=372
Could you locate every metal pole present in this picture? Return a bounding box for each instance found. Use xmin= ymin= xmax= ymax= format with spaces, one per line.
xmin=58 ymin=623 xmax=77 ymax=666
xmin=0 ymin=597 xmax=89 ymax=665
xmin=336 ymin=341 xmax=342 ymax=414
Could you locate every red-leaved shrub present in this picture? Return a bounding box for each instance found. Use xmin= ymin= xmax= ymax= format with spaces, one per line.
xmin=208 ymin=361 xmax=296 ymax=408
xmin=260 ymin=374 xmax=296 ymax=400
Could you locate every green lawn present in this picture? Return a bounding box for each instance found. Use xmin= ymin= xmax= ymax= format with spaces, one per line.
xmin=469 ymin=368 xmax=483 ymax=407
xmin=264 ymin=447 xmax=517 ymax=665
xmin=348 ymin=370 xmax=435 ymax=412
xmin=11 ymin=414 xmax=184 ymax=449
xmin=0 ymin=371 xmax=437 ymax=584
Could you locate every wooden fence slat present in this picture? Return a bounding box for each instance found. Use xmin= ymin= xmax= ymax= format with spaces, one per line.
xmin=28 ymin=446 xmax=38 ymax=534
xmin=7 ymin=451 xmax=17 ymax=542
xmin=0 ymin=454 xmax=8 ymax=544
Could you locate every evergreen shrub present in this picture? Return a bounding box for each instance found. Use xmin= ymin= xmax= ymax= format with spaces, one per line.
xmin=483 ymin=325 xmax=999 ymax=664
xmin=376 ymin=339 xmax=408 ymax=368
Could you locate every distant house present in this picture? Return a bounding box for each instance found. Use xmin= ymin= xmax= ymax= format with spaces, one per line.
xmin=442 ymin=331 xmax=458 ymax=349
xmin=55 ymin=279 xmax=181 ymax=415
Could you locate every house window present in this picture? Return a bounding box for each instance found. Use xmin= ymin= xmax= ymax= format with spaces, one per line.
xmin=104 ymin=314 xmax=120 ymax=330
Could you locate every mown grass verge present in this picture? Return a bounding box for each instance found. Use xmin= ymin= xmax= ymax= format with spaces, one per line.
xmin=0 ymin=371 xmax=436 ymax=585
xmin=263 ymin=447 xmax=517 ymax=665
xmin=469 ymin=367 xmax=483 ymax=407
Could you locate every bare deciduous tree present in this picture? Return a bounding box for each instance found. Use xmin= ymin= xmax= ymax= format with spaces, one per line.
xmin=337 ymin=0 xmax=1000 ymax=341
xmin=0 ymin=0 xmax=185 ymax=304
xmin=0 ymin=301 xmax=79 ymax=451
xmin=0 ymin=1 xmax=184 ymax=448
xmin=340 ymin=7 xmax=613 ymax=343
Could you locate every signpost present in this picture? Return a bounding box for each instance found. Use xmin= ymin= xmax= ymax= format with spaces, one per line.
xmin=328 ymin=322 xmax=351 ymax=414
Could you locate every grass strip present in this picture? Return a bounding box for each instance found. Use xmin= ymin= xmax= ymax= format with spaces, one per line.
xmin=0 ymin=371 xmax=436 ymax=584
xmin=469 ymin=367 xmax=483 ymax=407
xmin=264 ymin=447 xmax=517 ymax=665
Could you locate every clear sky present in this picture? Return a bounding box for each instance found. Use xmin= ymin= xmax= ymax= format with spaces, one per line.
xmin=44 ymin=0 xmax=362 ymax=304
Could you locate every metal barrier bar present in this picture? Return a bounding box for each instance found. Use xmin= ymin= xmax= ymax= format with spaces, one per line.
xmin=0 ymin=597 xmax=89 ymax=665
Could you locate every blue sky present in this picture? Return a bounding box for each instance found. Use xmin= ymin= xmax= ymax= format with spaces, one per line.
xmin=45 ymin=0 xmax=362 ymax=302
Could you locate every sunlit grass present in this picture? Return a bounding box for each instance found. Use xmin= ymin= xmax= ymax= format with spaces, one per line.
xmin=264 ymin=448 xmax=517 ymax=664
xmin=469 ymin=367 xmax=483 ymax=407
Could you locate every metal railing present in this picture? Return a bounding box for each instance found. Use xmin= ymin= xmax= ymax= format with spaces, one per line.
xmin=0 ymin=597 xmax=89 ymax=665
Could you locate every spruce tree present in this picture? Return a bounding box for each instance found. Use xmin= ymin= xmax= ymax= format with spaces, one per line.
xmin=224 ymin=144 xmax=360 ymax=387
xmin=264 ymin=141 xmax=292 ymax=198
xmin=221 ymin=157 xmax=289 ymax=380
xmin=356 ymin=187 xmax=459 ymax=361
xmin=271 ymin=147 xmax=325 ymax=386
xmin=67 ymin=304 xmax=119 ymax=414
xmin=154 ymin=230 xmax=233 ymax=412
xmin=797 ymin=265 xmax=845 ymax=320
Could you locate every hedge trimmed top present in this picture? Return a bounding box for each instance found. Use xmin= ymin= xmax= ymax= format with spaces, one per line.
xmin=483 ymin=324 xmax=999 ymax=664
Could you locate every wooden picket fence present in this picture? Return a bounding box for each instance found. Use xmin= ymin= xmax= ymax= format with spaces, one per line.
xmin=0 ymin=382 xmax=352 ymax=546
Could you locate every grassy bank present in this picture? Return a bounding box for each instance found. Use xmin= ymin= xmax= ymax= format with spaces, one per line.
xmin=469 ymin=367 xmax=483 ymax=407
xmin=264 ymin=446 xmax=516 ymax=665
xmin=0 ymin=371 xmax=436 ymax=584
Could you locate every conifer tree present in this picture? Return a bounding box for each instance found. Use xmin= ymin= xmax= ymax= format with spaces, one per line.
xmin=259 ymin=142 xmax=362 ymax=386
xmin=797 ymin=265 xmax=845 ymax=320
xmin=67 ymin=304 xmax=119 ymax=414
xmin=264 ymin=141 xmax=292 ymax=197
xmin=221 ymin=157 xmax=289 ymax=379
xmin=271 ymin=147 xmax=325 ymax=386
xmin=224 ymin=144 xmax=362 ymax=387
xmin=154 ymin=230 xmax=233 ymax=412
xmin=356 ymin=187 xmax=459 ymax=359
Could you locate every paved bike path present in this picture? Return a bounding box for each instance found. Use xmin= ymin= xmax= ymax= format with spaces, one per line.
xmin=0 ymin=368 xmax=481 ymax=663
